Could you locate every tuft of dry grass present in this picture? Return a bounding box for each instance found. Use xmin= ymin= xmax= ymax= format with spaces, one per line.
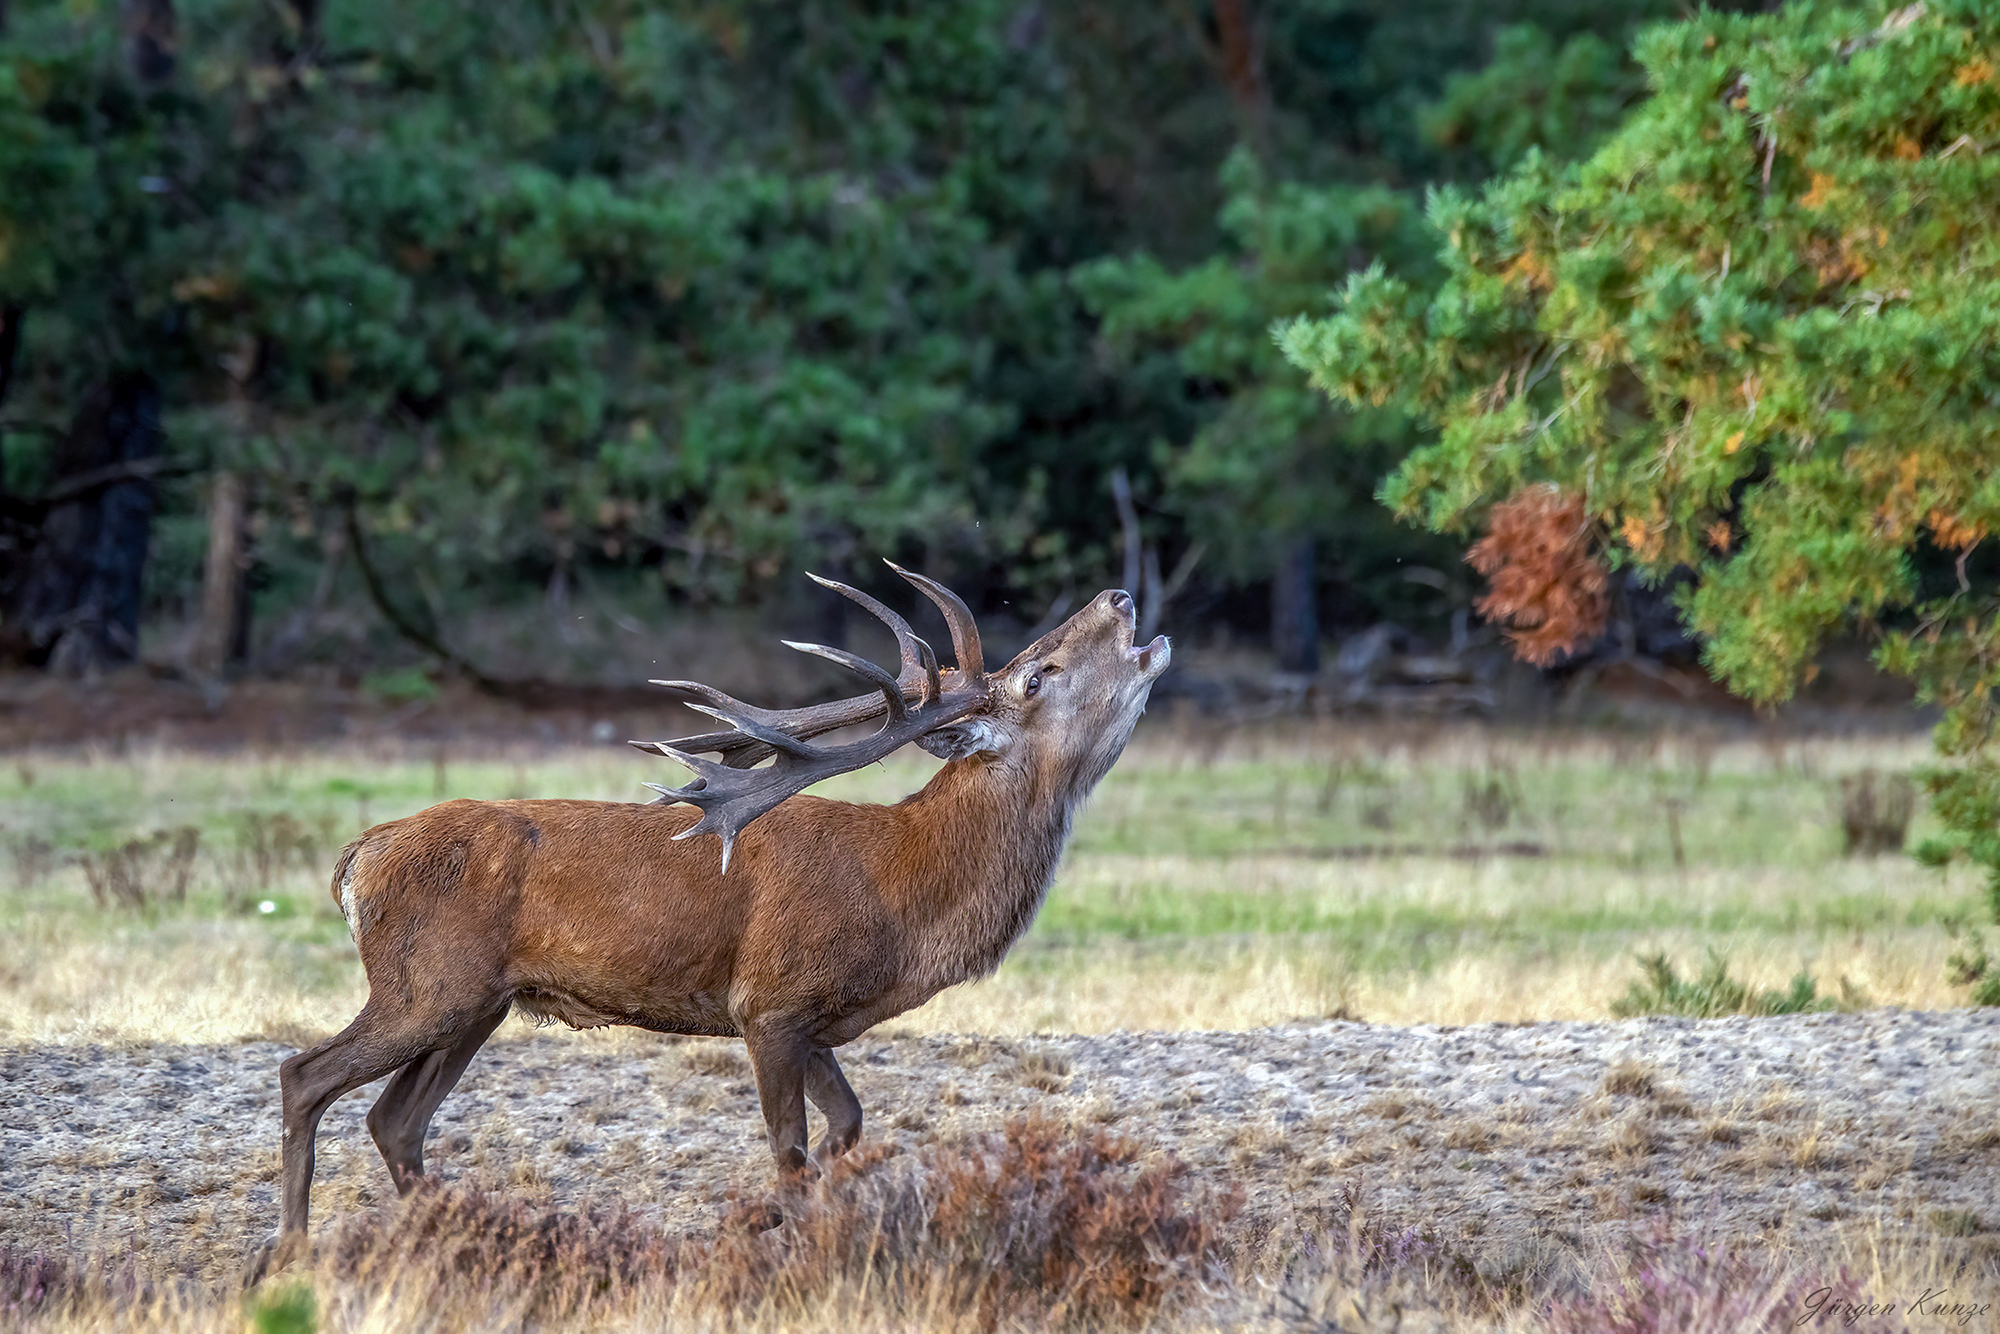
xmin=681 ymin=1042 xmax=750 ymax=1080
xmin=1600 ymin=1060 xmax=1657 ymax=1098
xmin=1013 ymin=1046 xmax=1072 ymax=1094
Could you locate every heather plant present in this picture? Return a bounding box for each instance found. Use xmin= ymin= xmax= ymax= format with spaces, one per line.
xmin=704 ymin=1112 xmax=1233 ymax=1328
xmin=3 ymin=1116 xmax=1231 ymax=1331
xmin=1284 ymin=0 xmax=2000 ymax=1001
xmin=1537 ymin=1231 xmax=1900 ymax=1333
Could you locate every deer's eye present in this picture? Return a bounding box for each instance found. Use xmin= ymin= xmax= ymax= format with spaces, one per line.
xmin=1024 ymin=672 xmax=1042 ymax=697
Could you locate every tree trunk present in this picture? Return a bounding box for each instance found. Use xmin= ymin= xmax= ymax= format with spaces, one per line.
xmin=1110 ymin=465 xmax=1142 ymax=597
xmin=809 ymin=523 xmax=856 ymax=650
xmin=122 ymin=0 xmax=177 ymax=84
xmin=0 ymin=306 xmax=21 ymax=412
xmin=1210 ymin=0 xmax=1268 ymax=144
xmin=1270 ymin=538 xmax=1319 ymax=674
xmin=5 ymin=373 xmax=163 ymax=674
xmin=192 ymin=470 xmax=249 ymax=676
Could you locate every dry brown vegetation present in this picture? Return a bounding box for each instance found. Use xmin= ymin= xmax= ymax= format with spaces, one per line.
xmin=5 ymin=1011 xmax=1997 ymax=1333
xmin=1 ymin=1115 xmax=1231 ymax=1332
xmin=3 ymin=1127 xmax=1993 ymax=1334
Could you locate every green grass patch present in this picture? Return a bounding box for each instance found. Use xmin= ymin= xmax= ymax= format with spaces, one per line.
xmin=1610 ymin=949 xmax=1849 ymax=1018
xmin=0 ymin=725 xmax=1969 ymax=1032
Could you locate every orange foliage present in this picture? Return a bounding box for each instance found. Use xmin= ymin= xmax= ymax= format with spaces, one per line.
xmin=1500 ymin=248 xmax=1555 ymax=293
xmin=1928 ymin=509 xmax=1987 ymax=552
xmin=1465 ymin=486 xmax=1611 ymax=667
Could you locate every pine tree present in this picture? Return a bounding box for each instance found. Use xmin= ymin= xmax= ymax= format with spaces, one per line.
xmin=1282 ymin=0 xmax=2000 ymax=1001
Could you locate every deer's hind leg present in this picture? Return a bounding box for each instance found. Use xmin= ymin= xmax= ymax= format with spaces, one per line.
xmin=276 ymin=1000 xmax=473 ymax=1243
xmin=366 ymin=1004 xmax=510 ymax=1194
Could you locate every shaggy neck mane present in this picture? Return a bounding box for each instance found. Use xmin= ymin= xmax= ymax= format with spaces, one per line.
xmin=884 ymin=741 xmax=1111 ymax=988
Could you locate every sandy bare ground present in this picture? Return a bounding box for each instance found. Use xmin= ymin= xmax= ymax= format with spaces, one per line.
xmin=3 ymin=1010 xmax=1996 ymax=1284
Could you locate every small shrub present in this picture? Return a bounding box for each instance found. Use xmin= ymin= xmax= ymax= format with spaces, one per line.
xmin=224 ymin=813 xmax=324 ymax=908
xmin=0 ymin=1244 xmax=147 ymax=1319
xmin=326 ymin=1187 xmax=680 ymax=1318
xmin=1836 ymin=769 xmax=1914 ymax=856
xmin=1285 ymin=1185 xmax=1490 ymax=1301
xmin=247 ymin=1283 xmax=317 ymax=1334
xmin=1611 ymin=951 xmax=1835 ymax=1019
xmin=705 ymin=1112 xmax=1234 ymax=1327
xmin=75 ymin=828 xmax=200 ymax=909
xmin=1015 ymin=1047 xmax=1072 ymax=1093
xmin=1461 ymin=768 xmax=1522 ymax=832
xmin=0 ymin=1247 xmax=70 ymax=1318
xmin=1601 ymin=1061 xmax=1656 ymax=1098
xmin=1943 ymin=918 xmax=2000 ymax=1007
xmin=8 ymin=836 xmax=53 ymax=890
xmin=1930 ymin=1209 xmax=1986 ymax=1237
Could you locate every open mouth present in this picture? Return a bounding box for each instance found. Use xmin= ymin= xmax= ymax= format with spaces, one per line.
xmin=1127 ymin=634 xmax=1171 ymax=676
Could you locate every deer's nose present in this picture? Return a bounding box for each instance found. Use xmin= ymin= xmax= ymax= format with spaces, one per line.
xmin=1108 ymin=590 xmax=1133 ymax=613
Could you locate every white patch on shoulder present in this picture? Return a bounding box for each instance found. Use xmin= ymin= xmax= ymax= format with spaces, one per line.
xmin=339 ymin=856 xmax=362 ymax=942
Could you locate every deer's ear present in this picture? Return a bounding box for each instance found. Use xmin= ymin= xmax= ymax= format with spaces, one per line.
xmin=917 ymin=718 xmax=1008 ymax=762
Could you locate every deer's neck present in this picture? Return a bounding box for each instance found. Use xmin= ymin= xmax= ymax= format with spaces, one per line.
xmin=888 ymin=757 xmax=1088 ymax=992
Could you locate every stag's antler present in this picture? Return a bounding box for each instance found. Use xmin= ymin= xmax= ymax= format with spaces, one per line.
xmin=634 ymin=562 xmax=989 ymax=871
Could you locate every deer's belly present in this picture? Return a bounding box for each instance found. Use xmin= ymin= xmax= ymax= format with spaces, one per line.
xmin=510 ymin=982 xmax=740 ymax=1037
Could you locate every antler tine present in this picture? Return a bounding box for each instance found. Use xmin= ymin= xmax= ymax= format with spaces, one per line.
xmin=630 ymin=735 xmax=770 ymax=769
xmin=782 ymin=640 xmax=908 ymax=721
xmin=649 ymin=679 xmax=799 ymax=731
xmin=638 ymin=568 xmax=992 ymax=873
xmin=914 ymin=635 xmax=941 ymax=705
xmin=648 ymin=681 xmax=986 ymax=872
xmin=886 ymin=560 xmax=985 ymax=678
xmin=634 ymin=680 xmax=822 ymax=772
xmin=806 ymin=572 xmax=938 ymax=693
xmin=679 ymin=704 xmax=824 ymax=757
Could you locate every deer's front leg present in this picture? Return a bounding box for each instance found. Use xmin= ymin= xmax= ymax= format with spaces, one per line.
xmin=805 ymin=1047 xmax=862 ymax=1161
xmin=741 ymin=1020 xmax=812 ymax=1177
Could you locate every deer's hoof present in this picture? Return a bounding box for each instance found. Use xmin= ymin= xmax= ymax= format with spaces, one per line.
xmin=241 ymin=1231 xmax=307 ymax=1288
xmin=727 ymin=1201 xmax=787 ymax=1233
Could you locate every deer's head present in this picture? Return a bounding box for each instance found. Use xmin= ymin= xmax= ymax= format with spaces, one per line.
xmin=917 ymin=589 xmax=1170 ymax=795
xmin=635 ymin=567 xmax=1169 ymax=867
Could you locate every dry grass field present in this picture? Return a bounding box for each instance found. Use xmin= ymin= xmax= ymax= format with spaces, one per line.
xmin=3 ymin=719 xmax=1996 ymax=1331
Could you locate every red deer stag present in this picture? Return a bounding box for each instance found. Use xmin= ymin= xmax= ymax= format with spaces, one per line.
xmin=262 ymin=564 xmax=1169 ymax=1269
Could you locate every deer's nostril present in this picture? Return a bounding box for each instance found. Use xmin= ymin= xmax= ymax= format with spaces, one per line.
xmin=1109 ymin=590 xmax=1133 ymax=612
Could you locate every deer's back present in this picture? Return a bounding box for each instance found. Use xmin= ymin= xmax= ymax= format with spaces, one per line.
xmin=334 ymin=797 xmax=903 ymax=1037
